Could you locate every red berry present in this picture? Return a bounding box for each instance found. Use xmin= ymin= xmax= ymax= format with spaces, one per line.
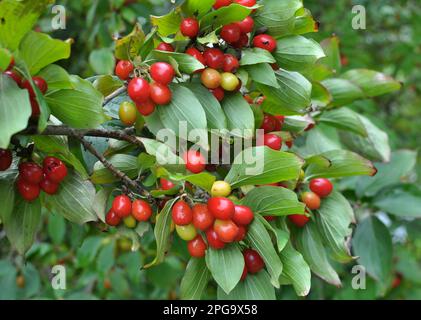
xmin=222 ymin=54 xmax=239 ymax=73
xmin=33 ymin=77 xmax=48 ymax=94
xmin=213 ymin=0 xmax=232 ymax=9
xmin=234 ymin=0 xmax=256 ymax=7
xmin=232 ymin=33 xmax=249 ymax=48
xmin=17 ymin=178 xmax=40 ymax=201
xmin=172 ymin=200 xmax=193 ymax=225
xmin=214 ymin=219 xmax=239 ymax=243
xmin=105 ymin=209 xmax=121 ymax=226
xmin=241 ymin=264 xmax=248 ymax=280
xmin=309 ymin=178 xmax=333 ymax=198
xmin=264 ymin=216 xmax=276 ymax=222
xmin=286 ymin=140 xmax=294 ymax=149
xmin=288 ymin=214 xmax=310 ymax=227
xmin=132 ymin=199 xmax=152 ymax=221
xmin=271 ymin=63 xmax=279 ymax=70
xmin=232 ymin=205 xmax=254 ymax=225
xmin=263 ymin=133 xmax=282 ymax=150
xmin=301 ymin=191 xmax=321 ymax=210
xmin=4 ymin=70 xmax=22 ymax=86
xmin=207 ymin=197 xmax=235 ymax=220
xmin=43 ymin=157 xmax=67 ymax=184
xmin=136 ymin=99 xmax=156 ymax=116
xmin=112 ymin=195 xmax=132 ymax=218
xmin=243 ymin=249 xmax=264 ymax=274
xmin=156 ymin=42 xmax=174 ymax=52
xmin=253 ymin=34 xmax=277 ymax=52
xmin=40 ymin=177 xmax=60 ymax=195
xmin=203 ymin=48 xmax=224 ymax=69
xmin=187 ymin=235 xmax=207 ymax=258
xmin=0 ymin=149 xmax=12 ymax=171
xmin=275 ymin=115 xmax=285 ymax=125
xmin=180 ymin=18 xmax=200 ymax=38
xmin=115 ymin=60 xmax=134 ymax=80
xmin=234 ymin=225 xmax=247 ymax=242
xmin=150 ymin=82 xmax=172 ymax=105
xmin=220 ymin=23 xmax=241 ymax=44
xmin=185 ymin=47 xmax=206 ymax=66
xmin=236 ymin=16 xmax=254 ymax=34
xmin=19 ymin=162 xmax=43 ymax=184
xmin=209 ymin=87 xmax=225 ymax=101
xmin=128 ymin=77 xmax=150 ymax=104
xmin=160 ymin=178 xmax=176 ymax=190
xmin=150 ymin=62 xmax=175 ymax=85
xmin=206 ymin=228 xmax=226 ymax=249
xmin=192 ymin=203 xmax=214 ymax=231
xmin=260 ymin=114 xmax=278 ymax=133
xmin=183 ymin=150 xmax=206 ymax=174
xmin=30 ymin=97 xmax=40 ymax=117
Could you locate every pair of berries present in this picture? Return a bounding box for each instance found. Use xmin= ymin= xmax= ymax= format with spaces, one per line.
xmin=106 ymin=195 xmax=153 ymax=228
xmin=172 ymin=197 xmax=254 ymax=258
xmin=289 ymin=178 xmax=334 ymax=228
xmin=258 ymin=113 xmax=285 ymax=151
xmin=17 ymin=157 xmax=68 ymax=202
xmin=241 ymin=248 xmax=265 ymax=281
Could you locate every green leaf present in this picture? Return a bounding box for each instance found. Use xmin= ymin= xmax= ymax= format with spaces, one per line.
xmin=93 ymin=75 xmax=124 ymax=97
xmin=91 ymin=188 xmax=111 ymax=223
xmin=315 ymin=191 xmax=355 ymax=263
xmin=221 ymin=93 xmax=255 ymax=138
xmin=318 ymin=107 xmax=367 ymax=136
xmin=181 ymin=83 xmax=227 ymax=131
xmin=273 ymin=36 xmax=325 ymax=71
xmin=91 ymin=154 xmax=139 ymax=184
xmin=205 ymin=244 xmax=244 ymax=294
xmin=96 ymin=241 xmax=115 ymax=274
xmin=19 ymin=31 xmax=71 ymax=75
xmin=279 ymin=242 xmax=311 ymax=296
xmin=158 ymin=85 xmax=208 ymax=148
xmin=149 ymin=50 xmax=205 ymax=74
xmin=47 ymin=213 xmax=66 ymax=245
xmin=180 ymin=258 xmax=211 ymax=300
xmin=0 ymin=48 xmax=12 ymax=72
xmin=305 ymin=149 xmax=376 ymax=179
xmin=167 ymin=172 xmax=216 ymax=192
xmin=32 ymin=135 xmax=88 ymax=179
xmin=293 ymin=9 xmax=319 ymax=35
xmin=340 ymin=114 xmax=391 ymax=162
xmin=246 ymin=216 xmax=283 ymax=287
xmin=240 ymin=48 xmax=276 ymax=66
xmin=89 ymin=48 xmax=115 ymax=75
xmin=321 ymin=78 xmax=364 ymax=107
xmin=319 ymin=36 xmax=341 ymax=73
xmin=373 ymin=188 xmax=421 ymax=218
xmin=151 ymin=10 xmax=181 ymax=37
xmin=76 ymin=236 xmax=103 ymax=268
xmin=43 ymin=170 xmax=98 ymax=224
xmin=45 ymin=76 xmax=108 ymax=129
xmin=114 ymin=23 xmax=145 ymax=60
xmin=244 ymin=63 xmax=279 ymax=88
xmin=225 ymin=146 xmax=304 ymax=188
xmin=0 ymin=75 xmax=32 ymax=148
xmin=301 ymin=125 xmax=342 ymax=156
xmin=259 ymin=69 xmax=312 ymax=115
xmin=0 ymin=0 xmax=53 ymax=50
xmin=254 ymin=0 xmax=302 ymax=37
xmin=356 ymin=150 xmax=417 ymax=198
xmin=295 ymin=221 xmax=341 ymax=286
xmin=217 ymin=270 xmax=275 ymax=300
xmin=242 ymin=186 xmax=305 ymax=216
xmin=37 ymin=64 xmax=74 ymax=91
xmin=342 ymin=69 xmax=401 ymax=97
xmin=200 ymin=3 xmax=257 ymax=30
xmin=144 ymin=198 xmax=178 ymax=268
xmin=311 ymin=82 xmax=332 ymax=107
xmin=0 ymin=180 xmax=15 ymax=223
xmin=352 ymin=216 xmax=392 ymax=291
xmin=4 ymin=197 xmax=41 ymax=255
xmin=140 ymin=138 xmax=183 ymax=169
xmin=182 ymin=0 xmax=215 ymax=19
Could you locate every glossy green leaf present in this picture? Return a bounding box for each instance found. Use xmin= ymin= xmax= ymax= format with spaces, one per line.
xmin=37 ymin=64 xmax=74 ymax=90
xmin=321 ymin=78 xmax=364 ymax=107
xmin=318 ymin=107 xmax=367 ymax=136
xmin=240 ymin=48 xmax=276 ymax=66
xmin=0 ymin=180 xmax=15 ymax=222
xmin=221 ymin=93 xmax=255 ymax=138
xmin=244 ymin=63 xmax=279 ymax=88
xmin=182 ymin=0 xmax=215 ymax=18
xmin=311 ymin=81 xmax=332 ymax=107
xmin=201 ymin=3 xmax=257 ymax=30
xmin=151 ymin=10 xmax=181 ymax=37
xmin=319 ymin=36 xmax=341 ymax=72
xmin=91 ymin=154 xmax=139 ymax=184
xmin=114 ymin=23 xmax=145 ymax=60
xmin=180 ymin=258 xmax=211 ymax=300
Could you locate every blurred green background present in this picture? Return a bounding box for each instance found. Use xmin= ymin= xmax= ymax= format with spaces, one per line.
xmin=0 ymin=0 xmax=420 ymax=300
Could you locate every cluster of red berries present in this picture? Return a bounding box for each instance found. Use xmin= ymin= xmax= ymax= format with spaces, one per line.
xmin=3 ymin=56 xmax=48 ymax=117
xmin=106 ymin=195 xmax=153 ymax=228
xmin=0 ymin=148 xmax=13 ymax=171
xmin=115 ymin=59 xmax=175 ymax=117
xmin=172 ymin=196 xmax=255 ymax=258
xmin=288 ymin=178 xmax=334 ymax=228
xmin=259 ymin=113 xmax=285 ymax=150
xmin=16 ymin=157 xmax=68 ymax=202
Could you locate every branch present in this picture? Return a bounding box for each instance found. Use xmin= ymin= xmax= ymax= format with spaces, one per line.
xmin=103 ymin=86 xmax=127 ymax=105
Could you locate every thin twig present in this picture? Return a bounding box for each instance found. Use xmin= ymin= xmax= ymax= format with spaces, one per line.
xmin=103 ymin=86 xmax=127 ymax=105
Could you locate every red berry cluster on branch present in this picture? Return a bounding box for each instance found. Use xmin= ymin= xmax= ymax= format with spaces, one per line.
xmin=16 ymin=157 xmax=67 ymax=202
xmin=106 ymin=195 xmax=153 ymax=228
